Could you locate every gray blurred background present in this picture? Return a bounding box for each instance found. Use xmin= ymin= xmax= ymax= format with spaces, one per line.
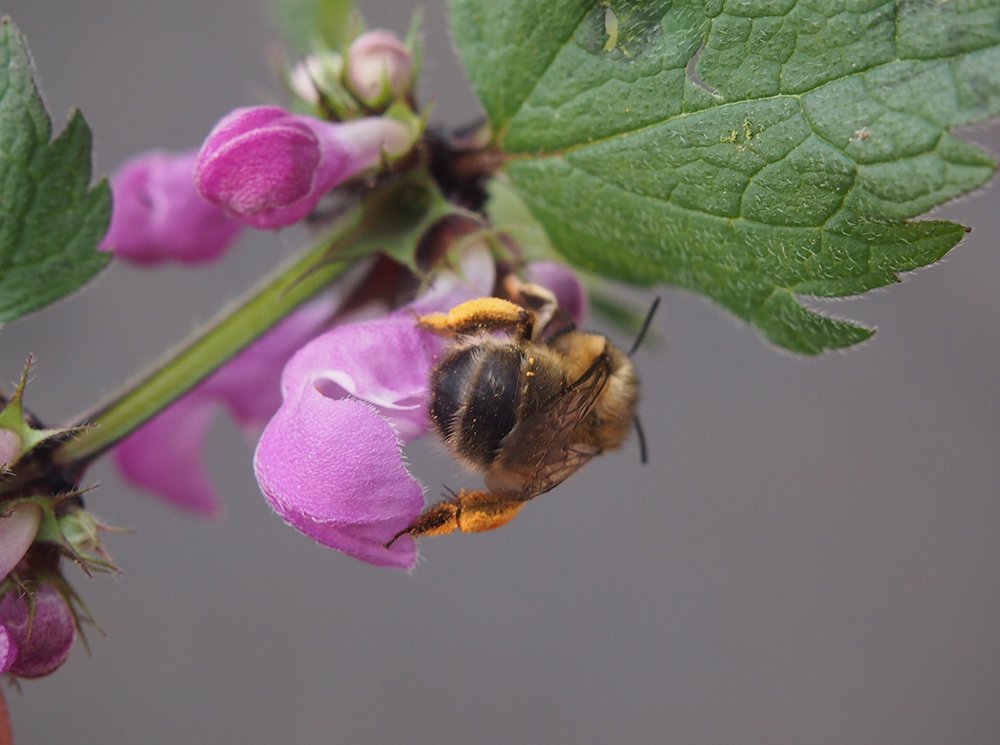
xmin=3 ymin=2 xmax=999 ymax=743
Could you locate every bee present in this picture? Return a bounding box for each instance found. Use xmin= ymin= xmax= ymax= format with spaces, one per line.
xmin=387 ymin=281 xmax=658 ymax=545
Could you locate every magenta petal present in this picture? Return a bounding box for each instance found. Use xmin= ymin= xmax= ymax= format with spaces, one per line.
xmin=281 ymin=314 xmax=443 ymax=442
xmin=196 ymin=108 xmax=321 ymax=228
xmin=526 ymin=260 xmax=588 ymax=325
xmin=101 ymin=149 xmax=243 ymax=265
xmin=409 ymin=240 xmax=497 ymax=315
xmin=202 ymin=292 xmax=341 ymax=429
xmin=0 ymin=585 xmax=75 ymax=679
xmin=254 ymin=388 xmax=423 ymax=569
xmin=196 ymin=106 xmax=411 ymax=229
xmin=114 ymin=397 xmax=221 ymax=516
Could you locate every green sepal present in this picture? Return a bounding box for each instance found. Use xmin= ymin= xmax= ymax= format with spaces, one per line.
xmin=0 ymin=357 xmax=85 ymax=469
xmin=342 ymin=170 xmax=475 ymax=273
xmin=26 ymin=495 xmax=121 ymax=576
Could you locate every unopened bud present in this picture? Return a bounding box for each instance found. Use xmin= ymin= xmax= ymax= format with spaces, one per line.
xmin=0 ymin=502 xmax=41 ymax=581
xmin=289 ymin=52 xmax=344 ymax=105
xmin=196 ymin=106 xmax=414 ymax=229
xmin=0 ymin=584 xmax=75 ymax=679
xmin=0 ymin=429 xmax=20 ymax=470
xmin=345 ymin=30 xmax=413 ymax=108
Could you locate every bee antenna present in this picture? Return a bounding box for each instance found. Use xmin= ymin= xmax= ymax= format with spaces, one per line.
xmin=442 ymin=485 xmax=460 ymax=500
xmin=634 ymin=416 xmax=649 ymax=464
xmin=628 ymin=297 xmax=661 ymax=357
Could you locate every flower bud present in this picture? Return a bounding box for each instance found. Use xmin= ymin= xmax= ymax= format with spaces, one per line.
xmin=0 ymin=624 xmax=15 ymax=674
xmin=0 ymin=502 xmax=41 ymax=581
xmin=0 ymin=584 xmax=75 ymax=679
xmin=196 ymin=106 xmax=414 ymax=229
xmin=100 ymin=150 xmax=244 ymax=265
xmin=345 ymin=30 xmax=413 ymax=107
xmin=0 ymin=429 xmax=20 ymax=470
xmin=57 ymin=508 xmax=119 ymax=574
xmin=289 ymin=52 xmax=344 ymax=106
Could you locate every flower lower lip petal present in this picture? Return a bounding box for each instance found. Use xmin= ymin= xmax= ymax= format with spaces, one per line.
xmin=254 ymin=389 xmax=424 ymax=569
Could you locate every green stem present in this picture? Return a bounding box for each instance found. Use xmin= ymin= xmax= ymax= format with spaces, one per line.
xmin=52 ymin=206 xmax=363 ymax=469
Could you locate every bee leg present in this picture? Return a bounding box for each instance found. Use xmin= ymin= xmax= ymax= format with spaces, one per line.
xmin=501 ymin=277 xmax=558 ymax=337
xmin=418 ymin=298 xmax=535 ymax=341
xmin=385 ymin=489 xmax=524 ymax=546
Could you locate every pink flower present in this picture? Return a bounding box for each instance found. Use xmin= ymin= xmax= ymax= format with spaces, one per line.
xmin=253 ymin=252 xmax=587 ymax=569
xmin=525 ymin=261 xmax=588 ymax=324
xmin=195 ymin=107 xmax=412 ymax=229
xmin=100 ymin=150 xmax=244 ymax=265
xmin=0 ymin=584 xmax=75 ymax=679
xmin=113 ymin=281 xmax=360 ymax=515
xmin=346 ymin=30 xmax=414 ymax=107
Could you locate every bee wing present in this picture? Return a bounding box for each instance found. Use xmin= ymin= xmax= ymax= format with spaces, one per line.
xmin=492 ymin=347 xmax=611 ymax=501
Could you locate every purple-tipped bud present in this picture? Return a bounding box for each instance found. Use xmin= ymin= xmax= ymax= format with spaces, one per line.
xmin=195 ymin=106 xmax=413 ymax=229
xmin=346 ymin=30 xmax=413 ymax=107
xmin=0 ymin=585 xmax=75 ymax=679
xmin=100 ymin=150 xmax=244 ymax=265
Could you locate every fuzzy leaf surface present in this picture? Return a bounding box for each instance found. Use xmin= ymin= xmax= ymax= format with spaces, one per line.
xmin=451 ymin=0 xmax=999 ymax=353
xmin=0 ymin=18 xmax=111 ymax=324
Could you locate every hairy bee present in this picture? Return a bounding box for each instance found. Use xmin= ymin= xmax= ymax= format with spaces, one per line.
xmin=388 ymin=282 xmax=657 ymax=544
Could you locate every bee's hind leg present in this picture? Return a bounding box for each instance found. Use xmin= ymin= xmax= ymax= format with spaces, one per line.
xmin=385 ymin=489 xmax=525 ymax=547
xmin=418 ymin=298 xmax=536 ymax=340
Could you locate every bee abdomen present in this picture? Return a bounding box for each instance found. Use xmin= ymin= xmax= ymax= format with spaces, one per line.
xmin=429 ymin=343 xmax=523 ymax=470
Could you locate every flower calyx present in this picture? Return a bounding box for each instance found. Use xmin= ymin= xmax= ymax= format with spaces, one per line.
xmin=0 ymin=357 xmax=86 ymax=474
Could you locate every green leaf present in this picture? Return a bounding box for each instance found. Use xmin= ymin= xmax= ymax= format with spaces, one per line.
xmin=0 ymin=18 xmax=111 ymax=325
xmin=274 ymin=0 xmax=362 ymax=54
xmin=450 ymin=0 xmax=999 ymax=353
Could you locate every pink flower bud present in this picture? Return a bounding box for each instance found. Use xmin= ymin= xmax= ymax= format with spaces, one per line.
xmin=100 ymin=150 xmax=244 ymax=265
xmin=0 ymin=429 xmax=20 ymax=470
xmin=289 ymin=52 xmax=344 ymax=105
xmin=195 ymin=106 xmax=412 ymax=229
xmin=346 ymin=30 xmax=413 ymax=107
xmin=0 ymin=585 xmax=75 ymax=679
xmin=0 ymin=502 xmax=41 ymax=581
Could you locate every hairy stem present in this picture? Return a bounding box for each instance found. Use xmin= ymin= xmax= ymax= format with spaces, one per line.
xmin=51 ymin=205 xmax=364 ymax=470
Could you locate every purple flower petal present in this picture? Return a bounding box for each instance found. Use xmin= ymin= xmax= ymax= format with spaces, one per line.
xmin=196 ymin=106 xmax=411 ymax=229
xmin=525 ymin=260 xmax=588 ymax=325
xmin=113 ymin=292 xmax=343 ymax=514
xmin=409 ymin=239 xmax=498 ymax=315
xmin=254 ymin=388 xmax=423 ymax=568
xmin=281 ymin=244 xmax=498 ymax=441
xmin=250 ymin=245 xmax=503 ymax=567
xmin=100 ymin=149 xmax=243 ymax=265
xmin=114 ymin=397 xmax=220 ymax=515
xmin=281 ymin=314 xmax=444 ymax=442
xmin=0 ymin=585 xmax=75 ymax=679
xmin=0 ymin=503 xmax=41 ymax=581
